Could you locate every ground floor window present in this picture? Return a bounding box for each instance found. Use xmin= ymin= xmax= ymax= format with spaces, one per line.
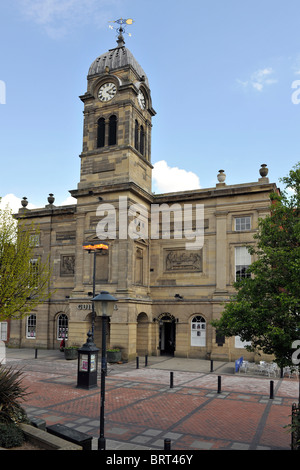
xmin=191 ymin=315 xmax=206 ymax=346
xmin=26 ymin=314 xmax=36 ymax=338
xmin=0 ymin=322 xmax=7 ymax=341
xmin=57 ymin=314 xmax=68 ymax=340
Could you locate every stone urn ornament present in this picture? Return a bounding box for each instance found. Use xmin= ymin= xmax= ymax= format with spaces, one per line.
xmin=48 ymin=193 xmax=55 ymax=205
xmin=217 ymin=170 xmax=226 ymax=183
xmin=259 ymin=164 xmax=269 ymax=177
xmin=21 ymin=197 xmax=28 ymax=208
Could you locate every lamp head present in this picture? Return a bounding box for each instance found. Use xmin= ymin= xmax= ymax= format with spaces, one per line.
xmin=92 ymin=291 xmax=118 ymax=317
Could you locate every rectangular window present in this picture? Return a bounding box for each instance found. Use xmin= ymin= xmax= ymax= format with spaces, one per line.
xmin=0 ymin=322 xmax=7 ymax=341
xmin=30 ymin=259 xmax=39 ymax=288
xmin=29 ymin=234 xmax=40 ymax=247
xmin=235 ymin=246 xmax=251 ymax=280
xmin=26 ymin=315 xmax=36 ymax=339
xmin=235 ymin=217 xmax=251 ymax=231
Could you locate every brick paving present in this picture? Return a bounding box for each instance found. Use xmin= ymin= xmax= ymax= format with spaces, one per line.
xmin=4 ymin=349 xmax=299 ymax=451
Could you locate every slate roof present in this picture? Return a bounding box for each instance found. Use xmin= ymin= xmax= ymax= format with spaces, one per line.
xmin=88 ymin=34 xmax=149 ymax=87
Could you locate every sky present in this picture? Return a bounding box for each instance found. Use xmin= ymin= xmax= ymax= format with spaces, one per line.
xmin=0 ymin=0 xmax=300 ymax=212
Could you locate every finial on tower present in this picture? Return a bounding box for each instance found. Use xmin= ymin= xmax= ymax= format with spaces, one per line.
xmin=108 ymin=18 xmax=134 ymax=47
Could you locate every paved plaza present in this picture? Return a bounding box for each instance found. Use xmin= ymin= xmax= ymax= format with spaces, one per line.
xmin=4 ymin=348 xmax=300 ymax=451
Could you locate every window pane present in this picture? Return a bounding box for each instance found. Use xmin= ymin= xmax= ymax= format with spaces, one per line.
xmin=30 ymin=259 xmax=39 ymax=288
xmin=135 ymin=120 xmax=139 ymax=150
xmin=57 ymin=314 xmax=68 ymax=339
xmin=235 ymin=247 xmax=251 ymax=280
xmin=140 ymin=125 xmax=145 ymax=155
xmin=97 ymin=118 xmax=105 ymax=148
xmin=108 ymin=115 xmax=117 ymax=146
xmin=235 ymin=217 xmax=251 ymax=231
xmin=0 ymin=322 xmax=7 ymax=341
xmin=27 ymin=315 xmax=36 ymax=338
xmin=191 ymin=316 xmax=206 ymax=346
xmin=235 ymin=246 xmax=251 ymax=265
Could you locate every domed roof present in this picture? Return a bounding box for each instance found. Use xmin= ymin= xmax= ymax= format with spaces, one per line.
xmin=88 ymin=32 xmax=149 ymax=87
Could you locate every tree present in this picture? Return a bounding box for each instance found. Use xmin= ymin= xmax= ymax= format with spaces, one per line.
xmin=211 ymin=163 xmax=300 ymax=369
xmin=0 ymin=202 xmax=52 ymax=321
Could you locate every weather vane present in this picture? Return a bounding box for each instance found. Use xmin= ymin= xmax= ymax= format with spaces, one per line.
xmin=108 ymin=18 xmax=134 ymax=37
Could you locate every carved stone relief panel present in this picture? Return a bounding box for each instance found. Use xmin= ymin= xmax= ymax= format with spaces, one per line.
xmin=60 ymin=255 xmax=75 ymax=276
xmin=165 ymin=249 xmax=202 ymax=272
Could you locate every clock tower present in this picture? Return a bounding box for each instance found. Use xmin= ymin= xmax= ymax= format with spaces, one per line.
xmin=76 ymin=27 xmax=156 ymax=195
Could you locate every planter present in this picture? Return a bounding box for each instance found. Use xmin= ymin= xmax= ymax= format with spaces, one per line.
xmin=64 ymin=348 xmax=78 ymax=360
xmin=106 ymin=350 xmax=121 ymax=363
xmin=19 ymin=424 xmax=82 ymax=450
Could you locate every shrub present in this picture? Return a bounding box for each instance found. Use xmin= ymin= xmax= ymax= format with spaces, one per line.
xmin=0 ymin=422 xmax=24 ymax=448
xmin=0 ymin=365 xmax=29 ymax=424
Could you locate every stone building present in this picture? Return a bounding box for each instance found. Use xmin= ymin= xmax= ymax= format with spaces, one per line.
xmin=8 ymin=29 xmax=277 ymax=362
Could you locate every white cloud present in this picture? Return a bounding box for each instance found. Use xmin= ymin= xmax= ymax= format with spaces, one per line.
xmin=18 ymin=0 xmax=119 ymax=38
xmin=237 ymin=67 xmax=278 ymax=92
xmin=152 ymin=160 xmax=200 ymax=194
xmin=0 ymin=194 xmax=36 ymax=213
xmin=60 ymin=196 xmax=77 ymax=205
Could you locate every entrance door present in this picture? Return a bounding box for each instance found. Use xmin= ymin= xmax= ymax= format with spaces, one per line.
xmin=159 ymin=316 xmax=175 ymax=356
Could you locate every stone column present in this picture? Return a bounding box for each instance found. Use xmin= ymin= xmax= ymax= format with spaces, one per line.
xmin=215 ymin=211 xmax=228 ymax=293
xmin=73 ymin=214 xmax=85 ymax=295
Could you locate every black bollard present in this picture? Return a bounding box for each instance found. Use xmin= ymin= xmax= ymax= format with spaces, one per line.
xmin=145 ymin=355 xmax=148 ymax=367
xmin=170 ymin=371 xmax=174 ymax=388
xmin=35 ymin=348 xmax=38 ymax=359
xmin=270 ymin=380 xmax=274 ymax=399
xmin=217 ymin=376 xmax=221 ymax=393
xmin=164 ymin=438 xmax=171 ymax=450
xmin=210 ymin=360 xmax=214 ymax=372
xmin=136 ymin=356 xmax=139 ymax=369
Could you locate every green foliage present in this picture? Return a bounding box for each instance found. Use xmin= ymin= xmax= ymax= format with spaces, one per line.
xmin=212 ymin=163 xmax=300 ymax=368
xmin=0 ymin=421 xmax=24 ymax=448
xmin=0 ymin=202 xmax=53 ymax=320
xmin=0 ymin=365 xmax=29 ymax=425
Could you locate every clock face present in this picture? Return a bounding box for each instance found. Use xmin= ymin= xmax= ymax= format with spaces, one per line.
xmin=98 ymin=82 xmax=117 ymax=102
xmin=138 ymin=90 xmax=146 ymax=109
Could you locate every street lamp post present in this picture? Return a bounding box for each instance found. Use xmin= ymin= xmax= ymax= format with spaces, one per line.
xmin=82 ymin=243 xmax=108 ymax=340
xmin=92 ymin=291 xmax=118 ymax=451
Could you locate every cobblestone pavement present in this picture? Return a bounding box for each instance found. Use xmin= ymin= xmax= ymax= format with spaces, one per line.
xmin=4 ymin=349 xmax=300 ymax=451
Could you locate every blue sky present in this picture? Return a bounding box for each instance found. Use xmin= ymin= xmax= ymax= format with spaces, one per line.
xmin=0 ymin=0 xmax=300 ymax=211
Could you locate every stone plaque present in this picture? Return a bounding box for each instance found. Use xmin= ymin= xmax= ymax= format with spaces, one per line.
xmin=165 ymin=249 xmax=202 ymax=272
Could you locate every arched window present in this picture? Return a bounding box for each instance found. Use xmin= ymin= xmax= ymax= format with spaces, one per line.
xmin=26 ymin=314 xmax=36 ymax=338
xmin=140 ymin=125 xmax=145 ymax=155
xmin=191 ymin=315 xmax=206 ymax=347
xmin=134 ymin=120 xmax=139 ymax=151
xmin=108 ymin=115 xmax=117 ymax=146
xmin=57 ymin=314 xmax=68 ymax=340
xmin=97 ymin=118 xmax=105 ymax=148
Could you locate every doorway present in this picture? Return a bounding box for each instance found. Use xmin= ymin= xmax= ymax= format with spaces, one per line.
xmin=159 ymin=315 xmax=176 ymax=356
